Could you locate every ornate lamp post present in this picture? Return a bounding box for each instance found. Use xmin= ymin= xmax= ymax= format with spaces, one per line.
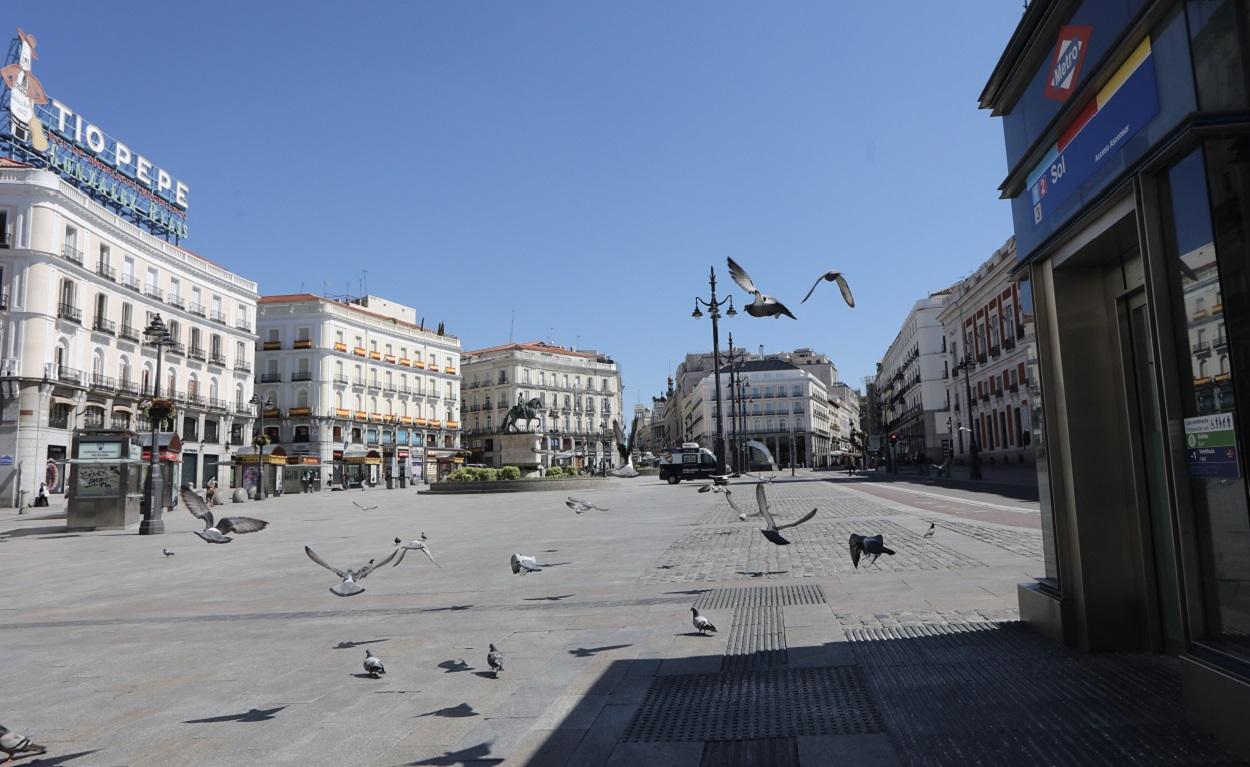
xmin=692 ymin=267 xmax=735 ymax=475
xmin=250 ymin=392 xmax=275 ymax=499
xmin=952 ymin=354 xmax=982 ymax=480
xmin=140 ymin=314 xmax=173 ymax=535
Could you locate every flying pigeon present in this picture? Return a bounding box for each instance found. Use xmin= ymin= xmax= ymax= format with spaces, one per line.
xmin=393 ymin=537 xmax=440 ymax=567
xmin=695 ymin=483 xmax=726 ymax=494
xmin=305 ymin=545 xmax=398 ymax=596
xmin=353 ymin=501 xmax=378 ymax=511
xmin=801 ymin=270 xmax=856 ymax=307
xmin=0 ymin=724 xmax=46 ymax=763
xmin=723 ymin=487 xmax=756 ymax=522
xmin=181 ymin=486 xmax=269 ymax=544
xmin=420 ymin=531 xmax=428 ymax=541
xmin=510 ymin=553 xmax=542 ymax=575
xmin=162 ymin=548 xmax=175 ymax=557
xmin=487 ymin=644 xmax=504 ymax=676
xmin=690 ymin=607 xmax=717 ymax=634
xmin=727 ymin=257 xmax=796 ymax=319
xmin=923 ymin=523 xmax=935 ymax=539
xmin=754 ymin=483 xmax=816 ymax=545
xmin=363 ymin=649 xmax=385 ymax=678
xmin=566 ymin=497 xmax=609 ymax=513
xmin=848 ymin=534 xmax=896 ymax=569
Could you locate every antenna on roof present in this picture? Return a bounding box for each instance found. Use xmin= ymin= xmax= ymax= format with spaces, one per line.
xmin=362 ymin=269 xmax=368 ymax=296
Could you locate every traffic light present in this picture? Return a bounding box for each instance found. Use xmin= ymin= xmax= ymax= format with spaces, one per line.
xmin=889 ymin=433 xmax=898 ymax=444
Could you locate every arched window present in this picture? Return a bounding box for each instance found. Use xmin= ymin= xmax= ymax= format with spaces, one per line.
xmin=119 ymin=356 xmax=132 ymax=386
xmin=296 ymin=388 xmax=310 ymax=408
xmin=83 ymin=405 xmax=105 ymax=428
xmin=235 ymin=383 xmax=245 ymax=410
xmin=167 ymin=368 xmax=178 ymax=396
xmin=209 ymin=378 xmax=219 ymax=403
xmin=335 ymin=392 xmax=343 ymax=409
xmin=187 ymin=374 xmax=198 ymax=399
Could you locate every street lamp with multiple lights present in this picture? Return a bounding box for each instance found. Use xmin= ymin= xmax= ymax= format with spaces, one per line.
xmin=139 ymin=314 xmax=173 ymax=535
xmin=250 ymin=392 xmax=275 ymax=499
xmin=691 ymin=267 xmax=735 ymax=475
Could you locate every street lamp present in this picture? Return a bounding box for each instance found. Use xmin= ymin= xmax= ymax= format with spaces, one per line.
xmin=140 ymin=314 xmax=173 ymax=535
xmin=692 ymin=266 xmax=735 ymax=475
xmin=952 ymin=354 xmax=983 ymax=480
xmin=250 ymin=392 xmax=275 ymax=499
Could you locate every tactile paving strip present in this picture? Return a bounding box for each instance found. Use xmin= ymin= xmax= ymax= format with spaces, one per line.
xmin=701 ymin=737 xmax=799 ymax=767
xmin=623 ymin=666 xmax=883 ymax=742
xmin=722 ymin=603 xmax=786 ymax=672
xmin=694 ymin=584 xmax=826 ymax=611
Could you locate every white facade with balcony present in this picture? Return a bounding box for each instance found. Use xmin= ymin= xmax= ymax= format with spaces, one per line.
xmin=0 ymin=163 xmax=258 ymax=505
xmin=254 ymin=294 xmax=461 ymax=485
xmin=876 ymin=290 xmax=952 ymax=462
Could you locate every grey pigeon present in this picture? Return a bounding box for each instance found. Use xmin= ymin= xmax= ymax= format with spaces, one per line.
xmin=923 ymin=523 xmax=935 ymax=539
xmin=690 ymin=607 xmax=717 ymax=634
xmin=0 ymin=724 xmax=46 ymax=762
xmin=181 ymin=486 xmax=268 ymax=543
xmin=305 ymin=545 xmax=398 ymax=596
xmin=848 ymin=534 xmax=896 ymax=569
xmin=727 ymin=257 xmax=796 ymax=319
xmin=393 ymin=537 xmax=440 ymax=567
xmin=162 ymin=548 xmax=175 ymax=557
xmin=754 ymin=483 xmax=816 ymax=545
xmin=800 ymin=270 xmax=856 ymax=307
xmin=363 ymin=649 xmax=385 ymax=678
xmin=724 ymin=487 xmax=755 ymax=521
xmin=510 ymin=553 xmax=542 ymax=575
xmin=487 ymin=644 xmax=504 ymax=675
xmin=353 ymin=501 xmax=378 ymax=511
xmin=566 ymin=497 xmax=608 ymax=513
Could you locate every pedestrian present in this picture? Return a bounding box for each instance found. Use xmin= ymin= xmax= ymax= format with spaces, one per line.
xmin=205 ymin=478 xmax=218 ymax=505
xmin=35 ymin=482 xmax=49 ymax=507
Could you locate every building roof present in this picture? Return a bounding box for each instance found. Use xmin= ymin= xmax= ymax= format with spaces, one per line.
xmin=463 ymin=341 xmax=611 ymax=363
xmin=718 ymin=359 xmax=800 ymax=374
xmin=258 ymin=293 xmax=458 ymax=340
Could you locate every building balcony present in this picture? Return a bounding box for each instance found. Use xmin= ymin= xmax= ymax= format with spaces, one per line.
xmin=166 ymin=341 xmax=185 ymax=356
xmin=989 ymin=345 xmax=1001 ymax=358
xmin=289 ymin=406 xmax=312 ymax=417
xmin=291 ymin=371 xmax=314 ymax=382
xmin=236 ymin=318 xmax=252 ymax=333
xmin=384 ymin=354 xmax=397 ymax=364
xmin=333 ymin=375 xmax=349 ymax=386
xmin=383 ymin=383 xmax=397 ymax=392
xmin=235 ymin=361 xmax=252 ymax=374
xmin=261 ymin=407 xmax=281 ymax=418
xmin=188 ymin=346 xmax=206 ymax=361
xmin=353 ymin=347 xmax=367 ymax=357
xmin=259 ymin=372 xmax=283 ymax=383
xmin=399 ymin=357 xmax=411 ymax=366
xmin=334 ymin=408 xmax=351 ymax=419
xmin=294 ymin=339 xmax=313 ymax=349
xmin=119 ymin=324 xmax=139 ymax=342
xmin=367 ymin=380 xmax=382 ymax=391
xmin=121 ymin=274 xmax=141 ymax=292
xmin=0 ymin=287 xmax=7 ymax=310
xmin=96 ymin=262 xmax=116 ymax=281
xmin=144 ymin=285 xmax=163 ymax=301
xmin=57 ymin=302 xmax=82 ymax=323
xmin=167 ymin=294 xmax=185 ymax=310
xmin=90 ymin=373 xmax=115 ymax=390
xmin=1192 ymin=309 xmax=1210 ymax=321
xmin=262 ymin=340 xmax=282 ymax=351
xmin=62 ymin=244 xmax=83 ymax=265
xmin=209 ymin=310 xmax=226 ymax=324
xmin=208 ymin=398 xmax=229 ymax=412
xmin=414 ymin=360 xmax=426 ymax=369
xmin=188 ymin=302 xmax=206 ymax=317
xmin=1009 ymin=383 xmax=1020 ymax=393
xmin=235 ymin=401 xmax=252 ymax=415
xmin=51 ymin=365 xmax=83 ymax=385
xmin=208 ymin=352 xmax=227 ymax=367
xmin=1004 ymin=336 xmax=1016 ymax=350
xmin=369 ymin=351 xmax=382 ymax=361
xmin=1214 ymin=335 xmax=1228 ymax=351
xmin=116 ymin=380 xmax=140 ymax=397
xmin=445 ymin=367 xmax=457 ymax=375
xmin=353 ymin=377 xmax=367 ymax=388
xmin=1193 ymin=341 xmax=1212 ymax=356
xmin=92 ymin=316 xmax=116 ymax=335
xmin=355 ymin=410 xmax=368 ymax=420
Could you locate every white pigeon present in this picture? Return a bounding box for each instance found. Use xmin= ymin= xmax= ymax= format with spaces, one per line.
xmin=181 ymin=486 xmax=268 ymax=544
xmin=510 ymin=553 xmax=542 ymax=575
xmin=305 ymin=545 xmax=398 ymax=596
xmin=393 ymin=537 xmax=440 ymax=567
xmin=363 ymin=649 xmax=385 ymax=678
xmin=487 ymin=644 xmax=504 ymax=675
xmin=566 ymin=497 xmax=609 ymax=513
xmin=754 ymin=483 xmax=817 ymax=546
xmin=0 ymin=724 xmax=46 ymax=762
xmin=727 ymin=257 xmax=796 ymax=319
xmin=725 ymin=487 xmax=758 ymax=522
xmin=690 ymin=607 xmax=717 ymax=634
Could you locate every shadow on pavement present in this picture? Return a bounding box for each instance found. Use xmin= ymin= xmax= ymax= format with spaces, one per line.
xmin=20 ymin=750 xmax=99 ymax=766
xmin=183 ymin=706 xmax=286 ymax=724
xmin=416 ymin=703 xmax=479 ymax=718
xmin=406 ymin=741 xmax=503 ymax=765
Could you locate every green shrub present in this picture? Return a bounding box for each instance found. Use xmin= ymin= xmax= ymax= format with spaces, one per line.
xmin=477 ymin=467 xmax=499 ymax=481
xmin=546 ymin=465 xmax=565 ymax=478
xmin=447 ymin=467 xmax=476 ymax=482
xmin=498 ymin=466 xmax=521 ymax=480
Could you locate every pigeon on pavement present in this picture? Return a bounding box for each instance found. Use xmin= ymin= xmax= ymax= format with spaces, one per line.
xmin=162 ymin=548 xmax=175 ymax=557
xmin=923 ymin=523 xmax=935 ymax=539
xmin=487 ymin=644 xmax=504 ymax=676
xmin=0 ymin=724 xmax=46 ymax=763
xmin=305 ymin=545 xmax=398 ymax=596
xmin=801 ymin=270 xmax=856 ymax=307
xmin=754 ymin=483 xmax=816 ymax=545
xmin=353 ymin=501 xmax=378 ymax=511
xmin=566 ymin=497 xmax=609 ymax=513
xmin=727 ymin=257 xmax=796 ymax=319
xmin=849 ymin=534 xmax=896 ymax=569
xmin=510 ymin=554 xmax=542 ymax=575
xmin=393 ymin=537 xmax=440 ymax=567
xmin=363 ymin=649 xmax=385 ymax=678
xmin=690 ymin=607 xmax=717 ymax=634
xmin=181 ymin=486 xmax=269 ymax=544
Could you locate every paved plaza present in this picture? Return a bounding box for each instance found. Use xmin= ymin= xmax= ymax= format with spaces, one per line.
xmin=0 ymin=472 xmax=1240 ymax=766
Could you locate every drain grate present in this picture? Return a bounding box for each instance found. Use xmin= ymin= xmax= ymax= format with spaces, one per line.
xmin=701 ymin=737 xmax=799 ymax=767
xmin=694 ymin=584 xmax=826 ymax=611
xmin=623 ymin=666 xmax=882 ymax=742
xmin=723 ymin=604 xmax=787 ymax=672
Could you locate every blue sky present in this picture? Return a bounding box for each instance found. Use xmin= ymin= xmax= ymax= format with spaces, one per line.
xmin=12 ymin=2 xmax=1022 ymax=405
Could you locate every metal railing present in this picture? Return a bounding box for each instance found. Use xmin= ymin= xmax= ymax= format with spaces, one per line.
xmin=210 ymin=309 xmax=227 ymax=324
xmin=333 ymin=375 xmax=350 ymax=386
xmin=188 ymin=346 xmax=207 ymax=361
xmin=121 ymin=274 xmax=141 ymax=291
xmin=51 ymin=364 xmax=83 ymax=384
xmin=90 ymin=373 xmax=115 ymax=390
xmin=57 ymin=302 xmax=82 ymax=323
xmin=188 ymin=302 xmax=206 ymax=317
xmin=167 ymin=294 xmax=185 ymax=310
xmin=62 ymin=244 xmax=83 ymax=265
xmin=92 ymin=316 xmax=116 ymax=334
xmin=260 ymin=372 xmax=282 ymax=383
xmin=97 ymin=262 xmax=116 ymax=281
xmin=292 ymin=371 xmax=314 ymax=382
xmin=234 ymin=361 xmax=252 ymax=373
xmin=166 ymin=341 xmax=186 ymax=355
xmin=236 ymin=319 xmax=252 ymax=333
xmin=208 ymin=352 xmax=227 ymax=366
xmin=120 ymin=324 xmax=140 ymax=342
xmin=144 ymin=285 xmax=163 ymax=301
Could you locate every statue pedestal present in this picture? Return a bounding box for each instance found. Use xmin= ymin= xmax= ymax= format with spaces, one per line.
xmin=496 ymin=432 xmax=543 ymax=469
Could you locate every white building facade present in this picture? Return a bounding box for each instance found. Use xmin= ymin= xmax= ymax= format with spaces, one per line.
xmin=877 ymin=290 xmax=952 ymax=463
xmin=0 ymin=163 xmax=258 ymax=505
xmin=460 ymin=342 xmax=623 ymax=472
xmin=254 ymin=294 xmax=462 ymax=486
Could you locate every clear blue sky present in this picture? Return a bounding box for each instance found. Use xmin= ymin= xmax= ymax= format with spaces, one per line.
xmin=13 ymin=2 xmax=1022 ymax=405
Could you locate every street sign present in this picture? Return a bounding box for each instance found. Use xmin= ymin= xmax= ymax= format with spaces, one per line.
xmin=1184 ymin=413 xmax=1240 ymax=479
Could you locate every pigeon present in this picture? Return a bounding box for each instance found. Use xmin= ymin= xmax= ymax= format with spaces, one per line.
xmin=162 ymin=548 xmax=175 ymax=557
xmin=800 ymin=270 xmax=856 ymax=307
xmin=695 ymin=483 xmax=726 ymax=494
xmin=566 ymin=497 xmax=609 ymax=513
xmin=487 ymin=644 xmax=504 ymax=675
xmin=353 ymin=501 xmax=378 ymax=511
xmin=181 ymin=486 xmax=269 ymax=544
xmin=723 ymin=487 xmax=756 ymax=521
xmin=727 ymin=257 xmax=796 ymax=319
xmin=421 ymin=531 xmax=428 ymax=541
xmin=754 ymin=483 xmax=816 ymax=545
xmin=363 ymin=649 xmax=385 ymax=678
xmin=923 ymin=523 xmax=935 ymax=539
xmin=690 ymin=607 xmax=717 ymax=634
xmin=848 ymin=534 xmax=896 ymax=569
xmin=510 ymin=553 xmax=542 ymax=575
xmin=0 ymin=724 xmax=46 ymax=763
xmin=305 ymin=545 xmax=398 ymax=596
xmin=393 ymin=537 xmax=440 ymax=567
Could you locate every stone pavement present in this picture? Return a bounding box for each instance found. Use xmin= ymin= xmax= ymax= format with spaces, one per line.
xmin=0 ymin=473 xmax=1240 ymax=766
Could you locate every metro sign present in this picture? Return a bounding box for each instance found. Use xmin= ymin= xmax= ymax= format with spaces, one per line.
xmin=1044 ymin=25 xmax=1092 ymax=102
